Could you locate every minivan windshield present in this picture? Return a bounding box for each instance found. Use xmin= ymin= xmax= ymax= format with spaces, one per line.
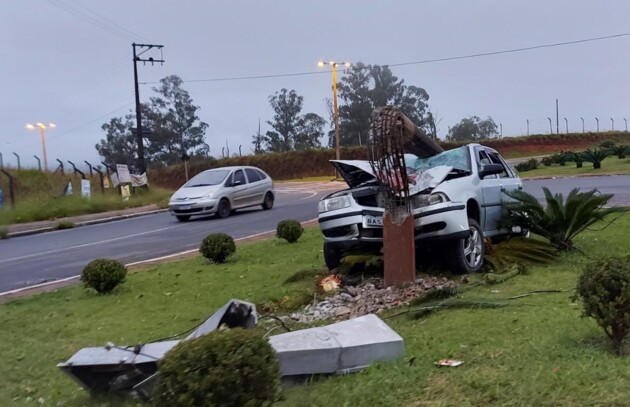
xmin=183 ymin=169 xmax=230 ymax=187
xmin=409 ymin=146 xmax=471 ymax=172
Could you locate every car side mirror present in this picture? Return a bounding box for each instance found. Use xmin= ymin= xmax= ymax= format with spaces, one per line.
xmin=479 ymin=163 xmax=504 ymax=179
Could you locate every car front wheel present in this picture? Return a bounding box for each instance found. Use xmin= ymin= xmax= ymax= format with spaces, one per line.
xmin=216 ymin=199 xmax=231 ymax=218
xmin=446 ymin=218 xmax=484 ymax=274
xmin=323 ymin=242 xmax=342 ymax=271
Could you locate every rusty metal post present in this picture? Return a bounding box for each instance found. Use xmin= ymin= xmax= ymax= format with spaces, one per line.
xmin=369 ymin=107 xmax=441 ymax=287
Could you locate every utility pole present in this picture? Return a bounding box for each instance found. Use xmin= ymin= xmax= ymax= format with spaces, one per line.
xmin=555 ymin=98 xmax=559 ymax=135
xmin=581 ymin=117 xmax=585 ymax=133
xmin=526 ymin=119 xmax=529 ymax=136
xmin=564 ymin=117 xmax=568 ymax=134
xmin=132 ymin=43 xmax=164 ymax=174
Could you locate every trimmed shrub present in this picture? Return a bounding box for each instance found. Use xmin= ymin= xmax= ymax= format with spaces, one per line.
xmin=574 ymin=256 xmax=630 ymax=354
xmin=514 ymin=158 xmax=539 ymax=172
xmin=199 ymin=233 xmax=236 ymax=263
xmin=81 ymin=259 xmax=127 ymax=294
xmin=276 ymin=219 xmax=303 ymax=243
xmin=541 ymin=156 xmax=554 ymax=166
xmin=599 ymin=140 xmax=616 ymax=149
xmin=152 ymin=329 xmax=281 ymax=407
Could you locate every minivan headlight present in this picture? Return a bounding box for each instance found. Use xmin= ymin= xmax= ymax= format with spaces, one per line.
xmin=318 ymin=195 xmax=352 ymax=213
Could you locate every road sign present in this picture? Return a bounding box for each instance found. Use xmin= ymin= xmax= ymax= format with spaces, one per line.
xmin=116 ymin=164 xmax=132 ymax=183
xmin=81 ymin=179 xmax=91 ymax=198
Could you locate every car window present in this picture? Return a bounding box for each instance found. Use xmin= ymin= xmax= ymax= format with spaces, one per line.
xmin=233 ymin=169 xmax=247 ymax=185
xmin=488 ymin=152 xmax=512 ymax=178
xmin=477 ymin=151 xmax=498 ymax=179
xmin=245 ymin=168 xmax=261 ymax=182
xmin=255 ymin=169 xmax=267 ymax=180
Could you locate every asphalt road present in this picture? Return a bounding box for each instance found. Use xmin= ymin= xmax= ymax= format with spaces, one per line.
xmin=1 ymin=176 xmax=629 ymax=294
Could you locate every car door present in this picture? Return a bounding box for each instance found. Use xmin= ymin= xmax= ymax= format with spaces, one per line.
xmin=244 ymin=168 xmax=265 ymax=204
xmin=478 ymin=148 xmax=521 ymax=234
xmin=229 ymin=169 xmax=249 ymax=208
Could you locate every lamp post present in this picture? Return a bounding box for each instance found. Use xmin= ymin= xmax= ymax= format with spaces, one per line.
xmin=526 ymin=119 xmax=529 ymax=136
xmin=564 ymin=117 xmax=568 ymax=134
xmin=499 ymin=123 xmax=503 ymax=138
xmin=26 ymin=122 xmax=55 ymax=171
xmin=580 ymin=117 xmax=584 ymax=133
xmin=595 ymin=117 xmax=599 ymax=132
xmin=611 ymin=118 xmax=614 ymax=131
xmin=318 ymin=60 xmax=351 ymax=161
xmin=624 ymin=118 xmax=628 ymax=132
xmin=547 ymin=117 xmax=553 ymax=134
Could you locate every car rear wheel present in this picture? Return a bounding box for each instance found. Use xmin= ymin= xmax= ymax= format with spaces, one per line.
xmin=216 ymin=199 xmax=231 ymax=219
xmin=262 ymin=192 xmax=274 ymax=210
xmin=446 ymin=218 xmax=484 ymax=274
xmin=176 ymin=215 xmax=191 ymax=222
xmin=323 ymin=242 xmax=343 ymax=271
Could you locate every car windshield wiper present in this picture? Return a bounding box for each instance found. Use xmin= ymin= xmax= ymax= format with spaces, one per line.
xmin=450 ymin=168 xmax=471 ymax=175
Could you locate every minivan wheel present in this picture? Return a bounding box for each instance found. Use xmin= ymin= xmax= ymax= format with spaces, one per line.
xmin=323 ymin=242 xmax=342 ymax=271
xmin=216 ymin=199 xmax=231 ymax=218
xmin=262 ymin=192 xmax=274 ymax=210
xmin=447 ymin=218 xmax=484 ymax=274
xmin=176 ymin=215 xmax=191 ymax=222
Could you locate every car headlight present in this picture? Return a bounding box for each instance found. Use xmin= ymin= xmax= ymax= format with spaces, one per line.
xmin=428 ymin=192 xmax=449 ymax=205
xmin=318 ymin=195 xmax=352 ymax=213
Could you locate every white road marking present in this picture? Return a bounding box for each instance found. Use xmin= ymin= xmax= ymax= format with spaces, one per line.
xmin=0 ymin=218 xmax=318 ymax=298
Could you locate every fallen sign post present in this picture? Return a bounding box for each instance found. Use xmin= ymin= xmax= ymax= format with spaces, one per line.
xmin=369 ymin=107 xmax=443 ymax=287
xmin=58 ymin=299 xmax=404 ymax=399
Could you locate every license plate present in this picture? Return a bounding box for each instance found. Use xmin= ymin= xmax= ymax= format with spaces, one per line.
xmin=177 ymin=205 xmax=192 ymax=210
xmin=363 ymin=215 xmax=383 ymax=228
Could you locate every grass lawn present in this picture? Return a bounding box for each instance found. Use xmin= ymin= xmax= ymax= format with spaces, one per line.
xmin=1 ymin=217 xmax=629 ymax=406
xmin=518 ymin=156 xmax=630 ymax=179
xmin=0 ymin=188 xmax=172 ymax=226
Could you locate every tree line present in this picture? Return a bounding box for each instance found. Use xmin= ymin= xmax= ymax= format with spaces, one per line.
xmin=96 ymin=65 xmax=499 ymax=166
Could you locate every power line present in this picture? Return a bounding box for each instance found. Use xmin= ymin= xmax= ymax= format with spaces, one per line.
xmin=46 ymin=0 xmax=148 ymax=42
xmin=66 ymin=0 xmax=151 ymax=43
xmin=141 ymin=31 xmax=630 ymax=85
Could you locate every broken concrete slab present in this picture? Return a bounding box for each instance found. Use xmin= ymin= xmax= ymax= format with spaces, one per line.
xmin=268 ymin=314 xmax=404 ymax=376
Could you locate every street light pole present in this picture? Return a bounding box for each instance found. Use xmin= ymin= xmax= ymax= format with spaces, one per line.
xmin=499 ymin=123 xmax=503 ymax=138
xmin=526 ymin=119 xmax=529 ymax=136
xmin=564 ymin=117 xmax=568 ymax=134
xmin=595 ymin=117 xmax=599 ymax=132
xmin=581 ymin=117 xmax=584 ymax=133
xmin=547 ymin=117 xmax=553 ymax=134
xmin=26 ymin=122 xmax=55 ymax=171
xmin=318 ymin=60 xmax=351 ymax=162
xmin=611 ymin=118 xmax=614 ymax=131
xmin=624 ymin=118 xmax=628 ymax=132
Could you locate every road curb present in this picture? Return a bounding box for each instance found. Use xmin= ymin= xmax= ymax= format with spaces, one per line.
xmin=522 ymin=172 xmax=629 ymax=181
xmin=6 ymin=208 xmax=170 ymax=238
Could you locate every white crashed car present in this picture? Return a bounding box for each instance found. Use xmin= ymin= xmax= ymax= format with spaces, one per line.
xmin=318 ymin=144 xmax=525 ymax=273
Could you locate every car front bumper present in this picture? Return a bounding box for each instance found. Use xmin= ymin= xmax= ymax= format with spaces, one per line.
xmin=318 ymin=201 xmax=469 ymax=247
xmin=168 ymin=198 xmax=218 ymax=217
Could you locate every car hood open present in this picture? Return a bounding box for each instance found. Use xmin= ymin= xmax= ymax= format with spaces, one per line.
xmin=330 ymin=159 xmax=453 ymax=195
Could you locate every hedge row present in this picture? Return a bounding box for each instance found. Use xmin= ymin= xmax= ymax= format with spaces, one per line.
xmin=150 ymin=131 xmax=630 ymax=189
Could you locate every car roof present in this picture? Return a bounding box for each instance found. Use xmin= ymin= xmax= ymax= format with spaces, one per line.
xmin=200 ymin=166 xmax=268 ymax=173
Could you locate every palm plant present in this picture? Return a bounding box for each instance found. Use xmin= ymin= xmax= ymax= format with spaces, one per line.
xmin=609 ymin=145 xmax=628 ymax=159
xmin=581 ymin=149 xmax=610 ymax=169
xmin=502 ymin=187 xmax=623 ymax=251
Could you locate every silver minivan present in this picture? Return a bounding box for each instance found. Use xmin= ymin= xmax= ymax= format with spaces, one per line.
xmin=168 ymin=166 xmax=275 ymax=221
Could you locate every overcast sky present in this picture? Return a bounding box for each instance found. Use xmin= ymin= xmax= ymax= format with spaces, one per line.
xmin=2 ymin=0 xmax=629 ymax=169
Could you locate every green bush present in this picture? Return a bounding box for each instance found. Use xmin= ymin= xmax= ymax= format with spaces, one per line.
xmin=515 ymin=158 xmax=539 ymax=172
xmin=0 ymin=227 xmax=8 ymax=239
xmin=56 ymin=220 xmax=75 ymax=230
xmin=575 ymin=256 xmax=630 ymax=354
xmin=551 ymin=152 xmax=568 ymax=166
xmin=599 ymin=140 xmax=616 ymax=149
xmin=199 ymin=233 xmax=236 ymax=263
xmin=80 ymin=259 xmax=127 ymax=294
xmin=541 ymin=156 xmax=554 ymax=166
xmin=276 ymin=219 xmax=303 ymax=243
xmin=152 ymin=329 xmax=281 ymax=407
